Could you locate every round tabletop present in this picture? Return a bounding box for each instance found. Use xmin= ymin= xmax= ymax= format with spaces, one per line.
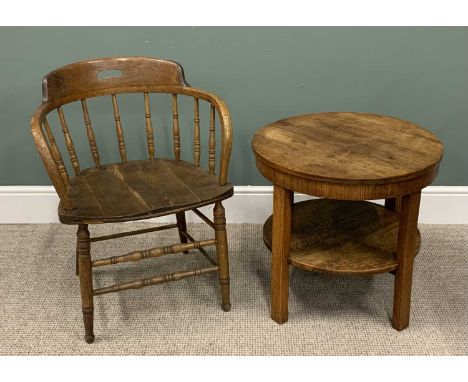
xmin=252 ymin=112 xmax=443 ymax=199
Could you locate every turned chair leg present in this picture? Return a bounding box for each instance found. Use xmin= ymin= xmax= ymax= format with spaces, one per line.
xmin=213 ymin=202 xmax=231 ymax=311
xmin=77 ymin=224 xmax=95 ymax=343
xmin=176 ymin=212 xmax=189 ymax=254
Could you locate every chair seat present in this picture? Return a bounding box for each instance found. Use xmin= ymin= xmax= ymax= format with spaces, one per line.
xmin=58 ymin=159 xmax=233 ymax=224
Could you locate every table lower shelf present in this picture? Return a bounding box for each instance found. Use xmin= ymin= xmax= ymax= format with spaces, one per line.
xmin=263 ymin=199 xmax=421 ymax=276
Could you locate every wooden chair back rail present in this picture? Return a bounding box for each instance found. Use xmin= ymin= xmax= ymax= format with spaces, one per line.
xmin=209 ymin=104 xmax=216 ymax=174
xmin=80 ymin=99 xmax=101 ymax=168
xmin=42 ymin=118 xmax=70 ymax=188
xmin=93 ymin=265 xmax=219 ymax=296
xmin=57 ymin=106 xmax=81 ymax=175
xmin=111 ymin=94 xmax=127 ymax=163
xmin=172 ymin=94 xmax=181 ymax=160
xmin=194 ymin=97 xmax=201 ymax=166
xmin=92 ymin=238 xmax=216 ymax=267
xmin=144 ymin=92 xmax=155 ymax=159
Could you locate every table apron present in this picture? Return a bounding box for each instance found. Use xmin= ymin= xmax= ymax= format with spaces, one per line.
xmin=256 ymin=160 xmax=440 ymax=200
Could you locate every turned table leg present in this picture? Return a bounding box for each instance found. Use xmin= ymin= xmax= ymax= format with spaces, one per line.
xmin=392 ymin=191 xmax=421 ymax=330
xmin=271 ymin=185 xmax=293 ymax=324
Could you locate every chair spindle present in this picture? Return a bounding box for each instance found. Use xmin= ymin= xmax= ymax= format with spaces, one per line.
xmin=144 ymin=92 xmax=155 ymax=160
xmin=80 ymin=99 xmax=101 ymax=168
xmin=194 ymin=98 xmax=201 ymax=166
xmin=209 ymin=104 xmax=216 ymax=175
xmin=57 ymin=106 xmax=81 ymax=175
xmin=111 ymin=94 xmax=127 ymax=163
xmin=172 ymin=94 xmax=180 ymax=160
xmin=42 ymin=118 xmax=70 ymax=187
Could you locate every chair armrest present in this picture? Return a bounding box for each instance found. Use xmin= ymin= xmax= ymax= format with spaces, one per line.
xmin=189 ymin=89 xmax=232 ymax=186
xmin=30 ymin=104 xmax=73 ymax=210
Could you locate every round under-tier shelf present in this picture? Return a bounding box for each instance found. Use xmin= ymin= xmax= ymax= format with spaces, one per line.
xmin=263 ymin=199 xmax=421 ymax=276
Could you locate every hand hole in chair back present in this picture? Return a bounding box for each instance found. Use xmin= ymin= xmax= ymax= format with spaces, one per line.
xmin=41 ymin=57 xmax=190 ymax=103
xmin=96 ymin=69 xmax=124 ymax=79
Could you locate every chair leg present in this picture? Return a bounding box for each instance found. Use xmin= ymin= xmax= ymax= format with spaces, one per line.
xmin=176 ymin=212 xmax=189 ymax=254
xmin=76 ymin=224 xmax=95 ymax=343
xmin=213 ymin=202 xmax=231 ymax=312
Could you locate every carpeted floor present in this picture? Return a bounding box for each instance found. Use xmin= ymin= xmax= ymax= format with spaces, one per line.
xmin=0 ymin=223 xmax=466 ymax=355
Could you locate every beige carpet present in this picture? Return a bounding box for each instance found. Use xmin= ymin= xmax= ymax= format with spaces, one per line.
xmin=0 ymin=223 xmax=466 ymax=355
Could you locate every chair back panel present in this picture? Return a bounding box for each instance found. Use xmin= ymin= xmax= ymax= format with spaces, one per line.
xmin=42 ymin=56 xmax=189 ymax=103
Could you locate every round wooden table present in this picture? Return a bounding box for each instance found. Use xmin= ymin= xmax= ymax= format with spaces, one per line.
xmin=252 ymin=112 xmax=444 ymax=330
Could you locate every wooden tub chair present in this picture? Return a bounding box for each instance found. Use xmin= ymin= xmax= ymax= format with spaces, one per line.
xmin=30 ymin=57 xmax=233 ymax=343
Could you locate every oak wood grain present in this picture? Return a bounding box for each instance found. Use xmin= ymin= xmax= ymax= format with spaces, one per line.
xmin=57 ymin=106 xmax=80 ymax=175
xmin=93 ymin=266 xmax=218 ymax=296
xmin=209 ymin=104 xmax=216 ymax=175
xmin=253 ymin=111 xmax=442 ymax=330
xmin=111 ymin=94 xmax=127 ymax=163
xmin=252 ymin=112 xmax=443 ymax=200
xmin=194 ymin=97 xmax=201 ymax=166
xmin=42 ymin=118 xmax=70 ymax=187
xmin=92 ymin=238 xmax=216 ymax=267
xmin=32 ymin=85 xmax=232 ymax=188
xmin=80 ymin=99 xmax=101 ymax=168
xmin=393 ymin=191 xmax=421 ymax=330
xmin=270 ymin=185 xmax=293 ymax=324
xmin=143 ymin=92 xmax=155 ymax=159
xmin=77 ymin=224 xmax=94 ymax=343
xmin=172 ymin=94 xmax=181 ymax=160
xmin=214 ymin=202 xmax=231 ymax=311
xmin=263 ymin=199 xmax=421 ymax=276
xmin=58 ymin=159 xmax=233 ymax=224
xmin=42 ymin=56 xmax=189 ymax=103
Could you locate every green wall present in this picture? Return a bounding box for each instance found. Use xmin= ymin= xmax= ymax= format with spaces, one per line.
xmin=1 ymin=27 xmax=467 ymax=186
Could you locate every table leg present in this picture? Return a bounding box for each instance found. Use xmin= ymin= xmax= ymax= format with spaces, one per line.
xmin=271 ymin=185 xmax=293 ymax=324
xmin=392 ymin=191 xmax=421 ymax=330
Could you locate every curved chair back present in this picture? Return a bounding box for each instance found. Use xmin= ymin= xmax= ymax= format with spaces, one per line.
xmin=30 ymin=57 xmax=232 ymax=210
